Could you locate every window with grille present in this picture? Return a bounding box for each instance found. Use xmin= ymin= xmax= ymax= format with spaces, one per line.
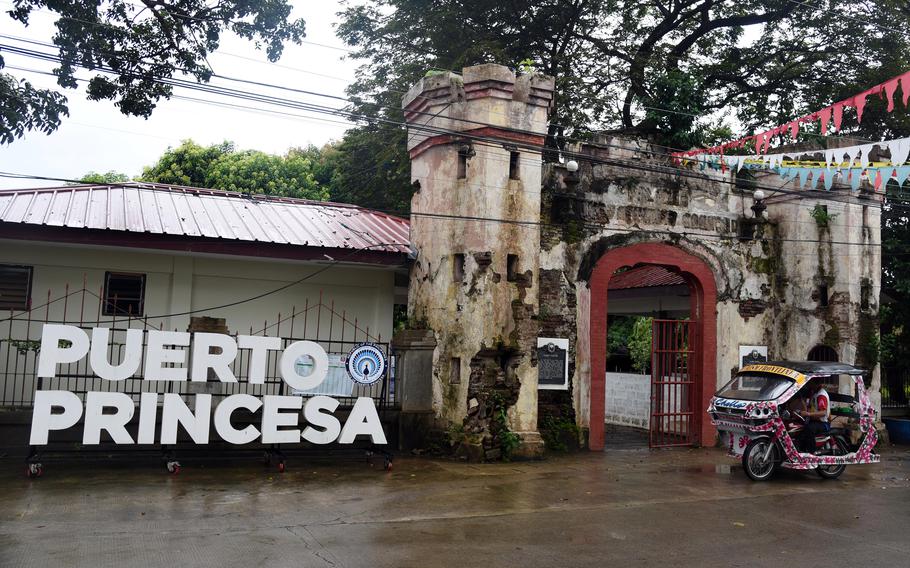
xmin=103 ymin=272 xmax=146 ymax=316
xmin=0 ymin=264 xmax=33 ymax=311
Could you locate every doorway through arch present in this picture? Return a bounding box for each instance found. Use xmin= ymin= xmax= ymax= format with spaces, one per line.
xmin=588 ymin=242 xmax=718 ymax=450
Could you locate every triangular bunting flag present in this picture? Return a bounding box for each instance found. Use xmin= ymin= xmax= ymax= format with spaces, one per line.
xmin=790 ymin=121 xmax=799 ymax=140
xmin=798 ymin=168 xmax=810 ymax=188
xmin=885 ymin=78 xmax=900 ymax=112
xmin=832 ymin=104 xmax=844 ymax=131
xmin=853 ymin=92 xmax=868 ymax=123
xmin=902 ymin=71 xmax=910 ymax=107
xmin=823 ymin=169 xmax=835 ymax=190
xmin=819 ymin=107 xmax=832 ymax=136
xmin=874 ymin=169 xmax=884 ymax=191
xmin=850 ymin=169 xmax=863 ymax=191
xmin=809 ymin=169 xmax=821 ymax=190
xmin=888 ymin=137 xmax=910 ymax=167
xmin=859 ymin=144 xmax=875 ymax=169
xmin=895 ymin=165 xmax=910 ymax=187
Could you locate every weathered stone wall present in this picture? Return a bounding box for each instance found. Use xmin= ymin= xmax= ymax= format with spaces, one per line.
xmin=540 ymin=136 xmax=882 ymax=437
xmin=403 ymin=64 xmax=555 ymax=457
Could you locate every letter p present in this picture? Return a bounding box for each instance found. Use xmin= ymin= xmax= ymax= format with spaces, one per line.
xmin=30 ymin=391 xmax=83 ymax=445
xmin=37 ymin=324 xmax=90 ymax=378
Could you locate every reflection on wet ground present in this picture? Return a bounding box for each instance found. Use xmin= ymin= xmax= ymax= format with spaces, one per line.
xmin=1 ymin=445 xmax=908 ymax=567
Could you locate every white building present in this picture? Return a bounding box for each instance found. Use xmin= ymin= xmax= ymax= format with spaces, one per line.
xmin=0 ymin=182 xmax=410 ymax=408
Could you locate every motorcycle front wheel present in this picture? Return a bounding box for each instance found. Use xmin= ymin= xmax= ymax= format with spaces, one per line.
xmin=742 ymin=438 xmax=778 ymax=482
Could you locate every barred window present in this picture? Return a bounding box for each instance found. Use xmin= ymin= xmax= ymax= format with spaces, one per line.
xmin=0 ymin=264 xmax=33 ymax=311
xmin=103 ymin=272 xmax=146 ymax=316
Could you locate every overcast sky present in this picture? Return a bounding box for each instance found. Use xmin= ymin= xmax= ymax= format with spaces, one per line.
xmin=0 ymin=1 xmax=361 ymax=189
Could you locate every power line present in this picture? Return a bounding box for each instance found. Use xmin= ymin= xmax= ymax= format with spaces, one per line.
xmin=4 ymin=51 xmax=908 ymax=217
xmin=1 ymin=169 xmax=906 ymax=251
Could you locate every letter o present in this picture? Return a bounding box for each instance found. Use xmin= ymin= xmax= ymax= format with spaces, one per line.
xmin=279 ymin=340 xmax=328 ymax=391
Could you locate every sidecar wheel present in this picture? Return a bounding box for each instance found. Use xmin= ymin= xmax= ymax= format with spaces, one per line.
xmin=742 ymin=438 xmax=777 ymax=482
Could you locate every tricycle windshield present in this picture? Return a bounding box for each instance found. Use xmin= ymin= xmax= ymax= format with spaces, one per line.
xmin=716 ymin=373 xmax=794 ymax=401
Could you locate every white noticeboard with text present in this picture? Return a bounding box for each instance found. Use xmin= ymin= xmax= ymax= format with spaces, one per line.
xmin=537 ymin=338 xmax=569 ymax=390
xmin=739 ymin=345 xmax=768 ymax=368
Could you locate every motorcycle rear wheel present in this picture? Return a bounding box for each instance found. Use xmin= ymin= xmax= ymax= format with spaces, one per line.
xmin=816 ymin=437 xmax=848 ymax=480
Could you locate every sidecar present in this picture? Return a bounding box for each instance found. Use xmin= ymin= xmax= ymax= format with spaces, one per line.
xmin=707 ymin=362 xmax=879 ymax=481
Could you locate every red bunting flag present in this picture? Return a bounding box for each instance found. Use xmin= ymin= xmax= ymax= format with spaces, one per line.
xmin=885 ymin=78 xmax=900 ymax=112
xmin=832 ymin=104 xmax=844 ymax=131
xmin=680 ymin=69 xmax=910 ymax=158
xmin=819 ymin=107 xmax=832 ymax=135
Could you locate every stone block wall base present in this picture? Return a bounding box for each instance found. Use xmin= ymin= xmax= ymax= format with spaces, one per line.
xmin=511 ymin=431 xmax=545 ymax=460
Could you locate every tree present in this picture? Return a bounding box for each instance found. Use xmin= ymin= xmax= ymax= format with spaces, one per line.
xmin=141 ymin=140 xmax=235 ymax=188
xmin=1 ymin=1 xmax=305 ymax=144
xmin=628 ymin=317 xmax=653 ymax=374
xmin=139 ymin=140 xmax=328 ymax=201
xmin=328 ymin=125 xmax=413 ymax=214
xmin=881 ymin=182 xmax=910 ymax=375
xmin=78 ymin=171 xmax=130 ymax=184
xmin=337 ymin=1 xmax=910 ymax=147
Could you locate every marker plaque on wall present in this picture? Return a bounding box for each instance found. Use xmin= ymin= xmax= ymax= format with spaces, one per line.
xmin=538 ymin=338 xmax=569 ymax=390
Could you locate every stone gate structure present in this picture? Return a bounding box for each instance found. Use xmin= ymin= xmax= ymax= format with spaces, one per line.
xmin=400 ymin=64 xmax=881 ymax=455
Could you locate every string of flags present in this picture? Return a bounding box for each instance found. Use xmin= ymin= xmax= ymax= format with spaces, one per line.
xmin=672 ymin=69 xmax=910 ymax=168
xmin=685 ymin=136 xmax=910 ymax=191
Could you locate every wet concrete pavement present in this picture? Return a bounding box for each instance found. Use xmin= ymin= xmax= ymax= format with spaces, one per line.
xmin=1 ymin=446 xmax=909 ymax=568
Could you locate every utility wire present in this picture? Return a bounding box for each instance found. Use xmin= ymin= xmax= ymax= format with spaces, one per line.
xmin=4 ymin=48 xmax=909 ymax=223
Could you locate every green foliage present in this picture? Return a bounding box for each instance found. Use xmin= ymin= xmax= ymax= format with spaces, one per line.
xmin=0 ymin=74 xmax=67 ymax=144
xmin=882 ymin=179 xmax=910 ymax=373
xmin=139 ymin=140 xmax=328 ymax=200
xmin=2 ymin=1 xmax=305 ymax=144
xmin=78 ymin=171 xmax=130 ymax=184
xmin=810 ymin=204 xmax=837 ymax=227
xmin=629 ymin=317 xmax=653 ymax=373
xmin=336 ymin=0 xmax=910 ymax=152
xmin=489 ymin=391 xmax=520 ymax=460
xmin=541 ymin=413 xmax=580 ymax=453
xmin=607 ymin=316 xmax=635 ymax=355
xmin=328 ymin=124 xmax=414 ymax=213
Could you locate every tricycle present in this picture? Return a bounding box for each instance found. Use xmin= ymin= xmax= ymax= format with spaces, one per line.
xmin=708 ymin=362 xmax=879 ymax=481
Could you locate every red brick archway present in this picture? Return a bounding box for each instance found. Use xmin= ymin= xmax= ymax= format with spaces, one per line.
xmin=589 ymin=242 xmax=717 ymax=450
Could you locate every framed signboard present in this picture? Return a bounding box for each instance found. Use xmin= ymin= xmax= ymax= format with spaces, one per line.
xmin=538 ymin=338 xmax=569 ymax=390
xmin=739 ymin=345 xmax=768 ymax=368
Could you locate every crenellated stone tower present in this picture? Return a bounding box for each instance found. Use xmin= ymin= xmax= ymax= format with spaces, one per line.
xmin=402 ymin=64 xmax=555 ymax=458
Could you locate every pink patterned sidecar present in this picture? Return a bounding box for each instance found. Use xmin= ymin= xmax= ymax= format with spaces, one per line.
xmin=708 ymin=362 xmax=879 ymax=481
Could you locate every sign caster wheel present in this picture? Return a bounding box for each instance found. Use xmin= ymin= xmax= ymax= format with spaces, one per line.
xmin=277 ymin=461 xmax=286 ymax=473
xmin=166 ymin=461 xmax=181 ymax=475
xmin=384 ymin=460 xmax=393 ymax=472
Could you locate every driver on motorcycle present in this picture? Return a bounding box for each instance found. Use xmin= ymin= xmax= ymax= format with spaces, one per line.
xmin=796 ymin=379 xmax=830 ymax=453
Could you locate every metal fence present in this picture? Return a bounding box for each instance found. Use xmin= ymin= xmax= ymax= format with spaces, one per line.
xmin=1 ymin=284 xmax=396 ymax=410
xmin=882 ymin=367 xmax=910 ymax=410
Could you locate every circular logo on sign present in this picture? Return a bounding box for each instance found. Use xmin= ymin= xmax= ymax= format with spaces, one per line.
xmin=346 ymin=343 xmax=386 ymax=385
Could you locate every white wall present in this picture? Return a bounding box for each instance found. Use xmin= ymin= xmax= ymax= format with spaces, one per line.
xmin=604 ymin=372 xmax=650 ymax=430
xmin=0 ymin=239 xmax=398 ymax=405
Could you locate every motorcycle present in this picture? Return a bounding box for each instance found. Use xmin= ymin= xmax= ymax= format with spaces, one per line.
xmin=708 ymin=362 xmax=879 ymax=481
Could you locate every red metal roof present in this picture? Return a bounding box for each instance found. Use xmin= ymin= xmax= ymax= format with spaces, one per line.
xmin=608 ymin=265 xmax=686 ymax=290
xmin=0 ymin=183 xmax=410 ymax=261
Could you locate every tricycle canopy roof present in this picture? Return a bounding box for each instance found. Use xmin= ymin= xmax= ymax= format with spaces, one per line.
xmin=740 ymin=361 xmax=864 ymax=385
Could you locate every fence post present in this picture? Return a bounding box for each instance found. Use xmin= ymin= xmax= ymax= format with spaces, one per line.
xmin=390 ymin=329 xmax=437 ymax=450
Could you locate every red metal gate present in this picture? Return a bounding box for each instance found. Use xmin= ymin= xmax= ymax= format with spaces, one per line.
xmin=650 ymin=319 xmax=697 ymax=447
